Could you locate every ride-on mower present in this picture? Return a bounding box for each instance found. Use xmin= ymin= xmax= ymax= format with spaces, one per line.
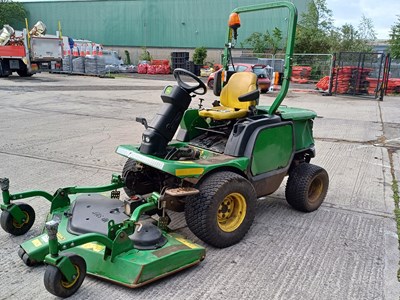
xmin=0 ymin=2 xmax=329 ymax=298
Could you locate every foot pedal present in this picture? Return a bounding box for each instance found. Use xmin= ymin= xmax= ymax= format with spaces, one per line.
xmin=110 ymin=190 xmax=120 ymax=199
xmin=158 ymin=215 xmax=171 ymax=231
xmin=165 ymin=187 xmax=199 ymax=197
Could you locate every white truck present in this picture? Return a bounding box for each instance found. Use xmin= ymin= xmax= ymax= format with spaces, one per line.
xmin=0 ymin=28 xmax=63 ymax=77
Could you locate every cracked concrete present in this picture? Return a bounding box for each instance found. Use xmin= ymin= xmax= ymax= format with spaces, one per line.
xmin=0 ymin=73 xmax=399 ymax=300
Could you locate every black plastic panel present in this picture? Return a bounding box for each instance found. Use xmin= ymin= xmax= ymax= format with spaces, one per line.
xmin=67 ymin=194 xmax=127 ymax=236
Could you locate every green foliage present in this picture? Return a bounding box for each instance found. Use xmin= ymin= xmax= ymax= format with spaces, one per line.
xmin=295 ymin=0 xmax=376 ymax=54
xmin=358 ymin=14 xmax=376 ymax=41
xmin=264 ymin=27 xmax=283 ymax=55
xmin=193 ymin=47 xmax=207 ymax=65
xmin=335 ymin=23 xmax=373 ymax=52
xmin=124 ymin=50 xmax=131 ymax=65
xmin=241 ymin=32 xmax=266 ymax=55
xmin=241 ymin=27 xmax=283 ymax=56
xmin=389 ymin=15 xmax=400 ymax=59
xmin=0 ymin=0 xmax=26 ymax=27
xmin=139 ymin=47 xmax=152 ymax=61
xmin=295 ymin=0 xmax=336 ymax=53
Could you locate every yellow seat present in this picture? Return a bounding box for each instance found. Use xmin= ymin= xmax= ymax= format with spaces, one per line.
xmin=199 ymin=72 xmax=258 ymax=120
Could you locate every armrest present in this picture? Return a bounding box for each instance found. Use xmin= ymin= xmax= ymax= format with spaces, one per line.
xmin=238 ymin=89 xmax=260 ymax=102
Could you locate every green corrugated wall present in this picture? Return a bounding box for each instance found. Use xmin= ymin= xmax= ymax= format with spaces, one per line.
xmin=22 ymin=0 xmax=310 ymax=48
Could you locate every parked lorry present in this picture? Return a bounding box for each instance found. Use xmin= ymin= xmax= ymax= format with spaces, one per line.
xmin=0 ymin=24 xmax=63 ymax=77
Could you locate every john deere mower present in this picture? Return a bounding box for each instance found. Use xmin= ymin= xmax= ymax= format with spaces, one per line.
xmin=0 ymin=2 xmax=328 ymax=298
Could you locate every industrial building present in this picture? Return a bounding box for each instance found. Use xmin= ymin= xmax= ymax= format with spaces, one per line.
xmin=19 ymin=0 xmax=311 ymax=62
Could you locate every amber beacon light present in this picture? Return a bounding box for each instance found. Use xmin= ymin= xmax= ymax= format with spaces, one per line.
xmin=228 ymin=13 xmax=241 ymax=29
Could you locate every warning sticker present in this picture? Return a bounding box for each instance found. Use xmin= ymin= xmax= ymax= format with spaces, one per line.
xmin=175 ymin=237 xmax=198 ymax=249
xmin=80 ymin=243 xmax=105 ymax=252
xmin=32 ymin=239 xmax=42 ymax=247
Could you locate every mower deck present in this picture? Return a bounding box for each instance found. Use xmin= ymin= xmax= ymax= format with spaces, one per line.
xmin=20 ymin=193 xmax=205 ymax=287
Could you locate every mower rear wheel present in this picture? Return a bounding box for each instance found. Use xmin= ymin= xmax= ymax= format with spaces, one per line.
xmin=285 ymin=163 xmax=329 ymax=212
xmin=0 ymin=203 xmax=35 ymax=236
xmin=44 ymin=253 xmax=86 ymax=298
xmin=185 ymin=171 xmax=257 ymax=248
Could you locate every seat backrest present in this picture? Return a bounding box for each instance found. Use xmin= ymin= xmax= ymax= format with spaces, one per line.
xmin=220 ymin=72 xmax=257 ymax=109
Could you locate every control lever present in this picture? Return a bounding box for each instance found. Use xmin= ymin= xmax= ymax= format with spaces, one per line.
xmin=136 ymin=117 xmax=148 ymax=129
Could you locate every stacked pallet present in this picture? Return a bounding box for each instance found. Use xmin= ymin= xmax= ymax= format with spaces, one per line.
xmin=62 ymin=56 xmax=72 ymax=72
xmin=387 ymin=78 xmax=400 ymax=94
xmin=332 ymin=66 xmax=372 ymax=94
xmin=366 ymin=78 xmax=379 ymax=95
xmin=171 ymin=52 xmax=189 ymax=71
xmin=366 ymin=78 xmax=400 ymax=95
xmin=85 ymin=56 xmax=106 ymax=75
xmin=72 ymin=57 xmax=85 ymax=73
xmin=316 ymin=76 xmax=330 ymax=91
xmin=291 ymin=66 xmax=312 ymax=83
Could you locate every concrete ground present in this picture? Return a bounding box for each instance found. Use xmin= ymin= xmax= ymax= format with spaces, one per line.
xmin=0 ymin=73 xmax=399 ymax=299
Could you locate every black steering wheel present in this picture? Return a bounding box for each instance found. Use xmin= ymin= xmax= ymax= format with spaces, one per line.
xmin=173 ymin=68 xmax=207 ymax=95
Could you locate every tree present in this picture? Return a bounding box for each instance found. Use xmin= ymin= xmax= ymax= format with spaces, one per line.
xmin=335 ymin=23 xmax=373 ymax=52
xmin=389 ymin=15 xmax=400 ymax=59
xmin=264 ymin=27 xmax=283 ymax=56
xmin=241 ymin=27 xmax=283 ymax=56
xmin=294 ymin=0 xmax=335 ymax=53
xmin=358 ymin=14 xmax=376 ymax=41
xmin=295 ymin=1 xmax=377 ymax=54
xmin=0 ymin=0 xmax=26 ymax=27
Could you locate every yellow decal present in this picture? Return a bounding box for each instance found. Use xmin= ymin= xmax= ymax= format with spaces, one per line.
xmin=57 ymin=232 xmax=65 ymax=241
xmin=32 ymin=239 xmax=42 ymax=247
xmin=178 ymin=161 xmax=195 ymax=164
xmin=175 ymin=168 xmax=204 ymax=176
xmin=80 ymin=243 xmax=105 ymax=252
xmin=175 ymin=237 xmax=198 ymax=249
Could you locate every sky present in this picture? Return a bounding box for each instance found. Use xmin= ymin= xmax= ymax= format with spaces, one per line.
xmin=326 ymin=0 xmax=400 ymax=40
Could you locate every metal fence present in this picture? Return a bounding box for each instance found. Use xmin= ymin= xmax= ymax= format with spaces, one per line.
xmin=328 ymin=52 xmax=395 ymax=100
xmin=231 ymin=52 xmax=333 ymax=91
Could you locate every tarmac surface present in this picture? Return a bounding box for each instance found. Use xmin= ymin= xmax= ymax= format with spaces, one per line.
xmin=0 ymin=73 xmax=399 ymax=299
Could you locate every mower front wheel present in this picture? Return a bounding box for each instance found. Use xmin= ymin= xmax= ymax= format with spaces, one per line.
xmin=44 ymin=253 xmax=86 ymax=298
xmin=122 ymin=158 xmax=137 ymax=197
xmin=185 ymin=171 xmax=257 ymax=248
xmin=0 ymin=203 xmax=35 ymax=236
xmin=285 ymin=163 xmax=329 ymax=212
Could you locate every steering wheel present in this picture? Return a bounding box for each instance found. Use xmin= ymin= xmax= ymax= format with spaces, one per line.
xmin=173 ymin=68 xmax=207 ymax=95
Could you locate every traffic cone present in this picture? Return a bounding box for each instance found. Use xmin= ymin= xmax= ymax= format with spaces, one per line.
xmin=98 ymin=45 xmax=103 ymax=56
xmin=80 ymin=44 xmax=86 ymax=57
xmin=73 ymin=44 xmax=78 ymax=56
xmin=86 ymin=43 xmax=91 ymax=56
xmin=92 ymin=43 xmax=97 ymax=56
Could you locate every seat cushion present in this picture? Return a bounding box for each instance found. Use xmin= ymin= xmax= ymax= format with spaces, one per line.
xmin=198 ymin=106 xmax=248 ymax=120
xmin=220 ymin=72 xmax=257 ymax=109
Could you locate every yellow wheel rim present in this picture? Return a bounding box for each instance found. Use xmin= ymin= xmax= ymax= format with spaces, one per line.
xmin=12 ymin=211 xmax=29 ymax=229
xmin=308 ymin=177 xmax=324 ymax=203
xmin=61 ymin=265 xmax=80 ymax=289
xmin=217 ymin=193 xmax=247 ymax=232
